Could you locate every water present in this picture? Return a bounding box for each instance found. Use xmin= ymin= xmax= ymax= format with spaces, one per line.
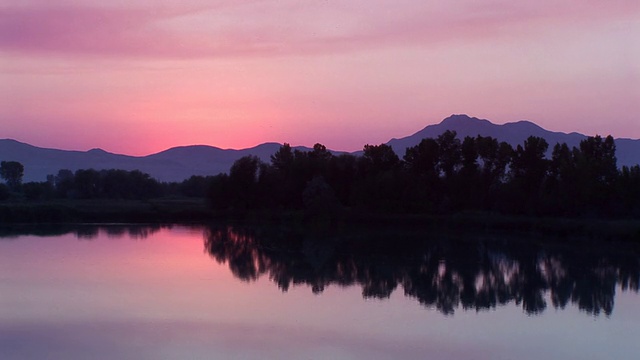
xmin=1 ymin=224 xmax=639 ymax=359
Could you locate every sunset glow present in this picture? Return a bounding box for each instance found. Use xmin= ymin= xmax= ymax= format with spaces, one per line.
xmin=1 ymin=0 xmax=638 ymax=155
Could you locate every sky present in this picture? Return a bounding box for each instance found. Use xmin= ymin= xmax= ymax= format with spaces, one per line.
xmin=1 ymin=0 xmax=639 ymax=155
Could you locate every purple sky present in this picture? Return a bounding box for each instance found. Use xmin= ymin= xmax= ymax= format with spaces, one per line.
xmin=1 ymin=0 xmax=638 ymax=155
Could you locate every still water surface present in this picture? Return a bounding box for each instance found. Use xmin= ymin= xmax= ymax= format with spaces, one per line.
xmin=0 ymin=224 xmax=639 ymax=359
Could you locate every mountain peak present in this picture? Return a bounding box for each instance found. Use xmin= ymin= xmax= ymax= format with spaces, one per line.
xmin=441 ymin=114 xmax=472 ymax=124
xmin=506 ymin=120 xmax=544 ymax=130
xmin=385 ymin=115 xmax=606 ymax=162
xmin=440 ymin=114 xmax=492 ymax=127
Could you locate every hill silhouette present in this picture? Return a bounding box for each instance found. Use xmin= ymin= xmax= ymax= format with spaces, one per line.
xmin=388 ymin=114 xmax=585 ymax=156
xmin=387 ymin=114 xmax=640 ymax=168
xmin=0 ymin=140 xmax=316 ymax=182
xmin=2 ymin=115 xmax=639 ymax=182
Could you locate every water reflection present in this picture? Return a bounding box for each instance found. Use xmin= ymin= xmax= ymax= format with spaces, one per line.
xmin=204 ymin=224 xmax=640 ymax=316
xmin=2 ymin=223 xmax=638 ymax=317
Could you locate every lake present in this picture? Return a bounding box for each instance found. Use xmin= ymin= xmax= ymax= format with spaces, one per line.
xmin=1 ymin=224 xmax=639 ymax=360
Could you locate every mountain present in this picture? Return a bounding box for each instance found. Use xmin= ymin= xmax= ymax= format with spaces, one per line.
xmin=386 ymin=114 xmax=640 ymax=167
xmin=387 ymin=114 xmax=585 ymax=154
xmin=0 ymin=139 xmax=313 ymax=183
xmin=2 ymin=114 xmax=639 ymax=182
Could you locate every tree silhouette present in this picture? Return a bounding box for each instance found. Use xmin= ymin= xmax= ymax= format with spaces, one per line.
xmin=201 ymin=134 xmax=639 ymax=219
xmin=228 ymin=155 xmax=264 ymax=210
xmin=358 ymin=144 xmax=403 ymax=211
xmin=475 ymin=136 xmax=513 ymax=210
xmin=269 ymin=143 xmax=299 ymax=208
xmin=508 ymin=136 xmax=549 ymax=214
xmin=362 ymin=143 xmax=400 ymax=174
xmin=0 ymin=161 xmax=24 ymax=190
xmin=617 ymin=165 xmax=640 ymax=217
xmin=270 ymin=143 xmax=294 ymax=174
xmin=574 ymin=135 xmax=618 ymax=215
xmin=309 ymin=143 xmax=333 ymax=177
xmin=403 ymin=138 xmax=441 ymax=212
xmin=436 ymin=130 xmax=462 ymax=180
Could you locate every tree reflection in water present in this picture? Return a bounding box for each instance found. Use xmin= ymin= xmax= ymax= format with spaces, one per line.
xmin=204 ymin=224 xmax=640 ymax=316
xmin=0 ymin=224 xmax=168 ymax=240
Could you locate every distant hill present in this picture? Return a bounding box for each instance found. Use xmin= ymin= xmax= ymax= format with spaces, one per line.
xmin=0 ymin=140 xmax=313 ymax=182
xmin=2 ymin=114 xmax=639 ymax=182
xmin=386 ymin=114 xmax=640 ymax=167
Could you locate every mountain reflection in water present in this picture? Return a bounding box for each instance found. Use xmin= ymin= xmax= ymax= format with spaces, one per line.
xmin=203 ymin=224 xmax=640 ymax=316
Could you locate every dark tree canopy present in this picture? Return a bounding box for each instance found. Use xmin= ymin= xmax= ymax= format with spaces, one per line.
xmin=270 ymin=143 xmax=294 ymax=173
xmin=436 ymin=130 xmax=462 ymax=179
xmin=206 ymin=134 xmax=639 ymax=219
xmin=0 ymin=161 xmax=24 ymax=190
xmin=362 ymin=143 xmax=400 ymax=174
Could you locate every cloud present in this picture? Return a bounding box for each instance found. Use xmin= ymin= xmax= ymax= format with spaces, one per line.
xmin=0 ymin=5 xmax=202 ymax=57
xmin=0 ymin=1 xmax=637 ymax=59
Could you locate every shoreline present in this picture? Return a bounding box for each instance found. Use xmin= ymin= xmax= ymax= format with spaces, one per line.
xmin=0 ymin=198 xmax=639 ymax=241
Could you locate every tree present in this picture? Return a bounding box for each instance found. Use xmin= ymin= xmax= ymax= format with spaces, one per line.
xmin=546 ymin=142 xmax=578 ymax=215
xmin=507 ymin=136 xmax=549 ymax=214
xmin=404 ymin=138 xmax=439 ymax=179
xmin=270 ymin=143 xmax=294 ymax=173
xmin=576 ymin=135 xmax=617 ymax=187
xmin=436 ymin=130 xmax=462 ymax=180
xmin=180 ymin=175 xmax=213 ymax=197
xmin=23 ymin=181 xmax=54 ymax=201
xmin=617 ymin=165 xmax=640 ymax=217
xmin=228 ymin=155 xmax=264 ymax=209
xmin=573 ymin=135 xmax=618 ymax=215
xmin=207 ymin=173 xmax=232 ymax=210
xmin=403 ymin=138 xmax=441 ymax=212
xmin=230 ymin=156 xmax=261 ymax=186
xmin=309 ymin=143 xmax=333 ymax=176
xmin=358 ymin=144 xmax=403 ymax=211
xmin=511 ymin=136 xmax=549 ymax=183
xmin=475 ymin=136 xmax=513 ymax=210
xmin=362 ymin=144 xmax=400 ymax=174
xmin=0 ymin=161 xmax=24 ymax=190
xmin=52 ymin=169 xmax=75 ymax=198
xmin=454 ymin=136 xmax=480 ymax=209
xmin=74 ymin=169 xmax=101 ymax=199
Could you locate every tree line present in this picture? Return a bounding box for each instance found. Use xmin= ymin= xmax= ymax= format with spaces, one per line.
xmin=2 ymin=132 xmax=640 ymax=218
xmin=0 ymin=165 xmax=214 ymax=201
xmin=208 ymin=132 xmax=640 ymax=218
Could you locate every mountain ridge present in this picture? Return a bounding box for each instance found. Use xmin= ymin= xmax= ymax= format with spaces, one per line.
xmin=2 ymin=115 xmax=639 ymax=182
xmin=386 ymin=114 xmax=593 ymax=158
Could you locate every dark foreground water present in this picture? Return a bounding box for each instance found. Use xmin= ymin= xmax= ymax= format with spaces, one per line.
xmin=1 ymin=224 xmax=639 ymax=360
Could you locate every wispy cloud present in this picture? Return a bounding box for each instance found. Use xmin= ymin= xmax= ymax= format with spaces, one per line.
xmin=1 ymin=0 xmax=638 ymax=59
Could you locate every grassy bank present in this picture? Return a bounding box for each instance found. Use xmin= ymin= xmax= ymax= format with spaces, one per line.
xmin=1 ymin=199 xmax=639 ymax=242
xmin=0 ymin=197 xmax=212 ymax=223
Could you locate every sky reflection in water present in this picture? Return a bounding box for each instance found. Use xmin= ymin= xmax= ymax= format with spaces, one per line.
xmin=0 ymin=225 xmax=639 ymax=360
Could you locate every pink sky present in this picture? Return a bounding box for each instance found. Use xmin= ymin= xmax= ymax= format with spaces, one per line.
xmin=1 ymin=0 xmax=639 ymax=155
